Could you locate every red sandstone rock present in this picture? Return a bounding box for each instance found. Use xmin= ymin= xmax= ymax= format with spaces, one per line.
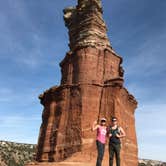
xmin=27 ymin=0 xmax=138 ymax=166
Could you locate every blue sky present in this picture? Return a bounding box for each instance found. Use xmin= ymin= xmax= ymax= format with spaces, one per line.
xmin=0 ymin=0 xmax=166 ymax=162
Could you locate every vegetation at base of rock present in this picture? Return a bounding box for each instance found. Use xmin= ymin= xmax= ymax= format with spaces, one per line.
xmin=0 ymin=141 xmax=36 ymax=166
xmin=0 ymin=140 xmax=165 ymax=166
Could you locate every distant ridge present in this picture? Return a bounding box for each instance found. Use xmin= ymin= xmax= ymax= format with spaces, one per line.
xmin=139 ymin=159 xmax=166 ymax=166
xmin=0 ymin=140 xmax=165 ymax=166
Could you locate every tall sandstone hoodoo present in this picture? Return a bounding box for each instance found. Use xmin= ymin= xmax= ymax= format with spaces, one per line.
xmin=27 ymin=0 xmax=138 ymax=166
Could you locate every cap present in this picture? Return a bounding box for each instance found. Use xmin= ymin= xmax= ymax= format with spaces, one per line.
xmin=112 ymin=117 xmax=117 ymax=121
xmin=100 ymin=118 xmax=106 ymax=122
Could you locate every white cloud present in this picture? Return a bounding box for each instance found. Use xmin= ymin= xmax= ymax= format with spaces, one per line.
xmin=0 ymin=117 xmax=40 ymax=144
xmin=125 ymin=32 xmax=166 ymax=77
xmin=136 ymin=103 xmax=166 ymax=161
xmin=0 ymin=87 xmax=39 ymax=104
xmin=0 ymin=115 xmax=40 ymax=127
xmin=0 ymin=1 xmax=60 ymax=69
xmin=136 ymin=103 xmax=166 ymax=127
xmin=139 ymin=142 xmax=166 ymax=161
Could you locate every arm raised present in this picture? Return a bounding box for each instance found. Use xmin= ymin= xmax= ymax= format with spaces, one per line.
xmin=92 ymin=120 xmax=99 ymax=131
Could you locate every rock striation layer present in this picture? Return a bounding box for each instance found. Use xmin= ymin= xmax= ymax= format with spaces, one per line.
xmin=26 ymin=0 xmax=138 ymax=166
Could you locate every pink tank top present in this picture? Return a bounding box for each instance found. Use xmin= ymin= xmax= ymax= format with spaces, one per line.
xmin=97 ymin=126 xmax=107 ymax=144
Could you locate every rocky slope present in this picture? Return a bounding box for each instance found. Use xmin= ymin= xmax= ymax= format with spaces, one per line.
xmin=0 ymin=140 xmax=165 ymax=166
xmin=0 ymin=141 xmax=36 ymax=166
xmin=139 ymin=159 xmax=166 ymax=166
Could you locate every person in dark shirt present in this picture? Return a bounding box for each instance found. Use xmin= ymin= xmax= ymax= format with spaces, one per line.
xmin=108 ymin=117 xmax=126 ymax=166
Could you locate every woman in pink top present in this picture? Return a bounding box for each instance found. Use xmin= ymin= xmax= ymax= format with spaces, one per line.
xmin=92 ymin=118 xmax=107 ymax=166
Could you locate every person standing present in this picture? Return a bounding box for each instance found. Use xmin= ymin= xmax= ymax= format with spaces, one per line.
xmin=92 ymin=118 xmax=107 ymax=166
xmin=108 ymin=117 xmax=126 ymax=166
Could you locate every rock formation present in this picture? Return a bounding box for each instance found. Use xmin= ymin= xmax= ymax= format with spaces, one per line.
xmin=26 ymin=0 xmax=138 ymax=166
